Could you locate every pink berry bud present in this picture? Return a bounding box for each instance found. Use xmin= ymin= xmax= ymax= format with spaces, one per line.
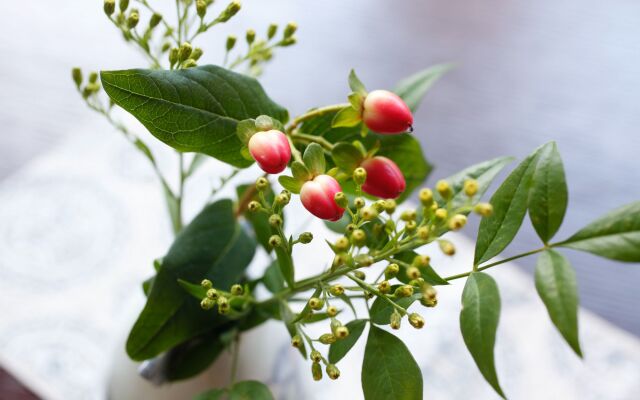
xmin=362 ymin=90 xmax=413 ymax=134
xmin=361 ymin=156 xmax=406 ymax=199
xmin=248 ymin=130 xmax=291 ymax=174
xmin=300 ymin=175 xmax=345 ymax=221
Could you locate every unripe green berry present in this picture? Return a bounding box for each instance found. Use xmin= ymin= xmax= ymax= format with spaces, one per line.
xmin=334 ymin=236 xmax=350 ymax=252
xmin=378 ymin=280 xmax=391 ymax=293
xmin=311 ymin=362 xmax=322 ymax=381
xmin=417 ymin=226 xmax=430 ymax=240
xmin=255 ymin=177 xmax=269 ymax=191
xmin=326 ymin=364 xmax=340 ymax=380
xmin=327 ymin=305 xmax=338 ymax=317
xmin=334 ymin=192 xmax=348 ymax=208
xmin=400 ymin=209 xmax=417 ymax=221
xmin=434 ymin=208 xmax=448 ymax=221
xmin=298 ymin=232 xmax=313 ymax=244
xmin=332 ymin=253 xmax=350 ymax=268
xmin=355 ymin=254 xmax=374 ymax=267
xmin=200 ymin=298 xmax=215 ymax=310
xmin=395 ymin=284 xmax=414 ymax=298
xmin=384 ymin=199 xmax=397 ymax=214
xmin=226 ymin=35 xmax=237 ymax=51
xmin=247 ymin=201 xmax=261 ymax=212
xmin=276 ymin=193 xmax=290 ymax=206
xmin=412 ymin=255 xmax=430 ymax=267
xmin=291 ymin=334 xmax=302 ymax=348
xmin=319 ymin=333 xmax=336 ymax=345
xmin=384 ymin=263 xmax=399 ymax=280
xmin=354 ymin=197 xmax=365 ymax=209
xmin=345 ymin=223 xmax=357 ymax=234
xmin=407 ymin=266 xmax=421 ymax=280
xmin=436 ymin=180 xmax=452 ymax=200
xmin=308 ymin=297 xmax=324 ymax=310
xmin=201 ymin=279 xmax=213 ymax=289
xmin=351 ymin=229 xmax=366 ymax=247
xmin=311 ymin=350 xmax=322 ymax=363
xmin=206 ymin=288 xmax=219 ymax=300
xmin=268 ymin=214 xmax=283 ymax=228
xmin=439 ymin=240 xmax=456 ymax=256
xmin=419 ymin=188 xmax=434 ymax=206
xmin=474 ymin=202 xmax=494 ymax=217
xmin=448 ymin=214 xmax=467 ymax=231
xmin=268 ymin=235 xmax=282 ymax=248
xmin=353 ymin=270 xmax=366 ymax=280
xmin=405 ymin=220 xmax=417 ymax=232
xmin=335 ymin=326 xmax=349 ymax=339
xmin=464 ymin=179 xmax=479 ymax=197
xmin=230 ymin=284 xmax=243 ymax=296
xmin=409 ymin=313 xmax=425 ymax=329
xmin=373 ymin=200 xmax=386 ymax=213
xmin=390 ymin=311 xmax=402 ymax=330
xmin=360 ymin=206 xmax=378 ymax=221
xmin=353 ymin=167 xmax=367 ymax=186
xmin=217 ymin=296 xmax=230 ymax=313
xmin=329 ymin=284 xmax=344 ymax=296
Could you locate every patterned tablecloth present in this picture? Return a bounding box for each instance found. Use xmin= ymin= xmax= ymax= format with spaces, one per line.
xmin=0 ymin=124 xmax=638 ymax=400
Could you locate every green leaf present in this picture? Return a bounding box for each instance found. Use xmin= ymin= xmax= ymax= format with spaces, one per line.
xmin=348 ymin=69 xmax=367 ymax=95
xmin=460 ymin=272 xmax=505 ymax=399
xmin=474 ymin=148 xmax=542 ymax=265
xmin=177 ymin=279 xmax=207 ymax=300
xmin=279 ymin=301 xmax=306 ymax=358
xmin=529 ymin=142 xmax=568 ymax=243
xmin=328 ymin=319 xmax=367 ymax=364
xmin=278 ymin=176 xmax=302 ymax=194
xmin=292 ymin=286 xmax=323 ymax=324
xmin=332 ymin=106 xmax=362 ymax=128
xmin=434 ymin=156 xmax=514 ymax=211
xmin=392 ymin=251 xmax=449 ymax=286
xmin=274 ymin=246 xmax=294 ymax=288
xmin=557 ymin=201 xmax=640 ymax=262
xmin=229 ymin=380 xmax=274 ymax=400
xmin=361 ymin=326 xmax=423 ymax=400
xmin=164 ymin=331 xmax=225 ymax=381
xmin=193 ymin=388 xmax=226 ymax=400
xmin=332 ymin=142 xmax=365 ymax=173
xmin=369 ymin=293 xmax=421 ymax=325
xmin=126 ymin=200 xmax=256 ymax=361
xmin=262 ymin=260 xmax=285 ymax=293
xmin=291 ymin=161 xmax=311 ymax=182
xmin=100 ymin=65 xmax=288 ymax=168
xmin=535 ymin=250 xmax=582 ymax=357
xmin=394 ymin=63 xmax=453 ymax=112
xmin=236 ymin=119 xmax=257 ymax=144
xmin=303 ymin=143 xmax=326 ymax=176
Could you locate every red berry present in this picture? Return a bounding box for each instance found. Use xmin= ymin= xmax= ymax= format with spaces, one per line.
xmin=248 ymin=130 xmax=291 ymax=174
xmin=362 ymin=90 xmax=413 ymax=134
xmin=361 ymin=156 xmax=406 ymax=199
xmin=300 ymin=175 xmax=345 ymax=221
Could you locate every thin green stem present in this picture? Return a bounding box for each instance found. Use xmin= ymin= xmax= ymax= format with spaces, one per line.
xmin=347 ymin=273 xmax=407 ymax=315
xmin=445 ymin=246 xmax=549 ymax=281
xmin=290 ymin=132 xmax=335 ymax=151
xmin=289 ymin=103 xmax=350 ymax=128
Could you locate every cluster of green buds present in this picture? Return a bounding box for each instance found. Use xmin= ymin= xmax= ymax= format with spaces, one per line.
xmin=72 ymin=68 xmax=102 ymax=99
xmin=168 ymin=41 xmax=204 ymax=69
xmin=199 ymin=279 xmax=253 ymax=318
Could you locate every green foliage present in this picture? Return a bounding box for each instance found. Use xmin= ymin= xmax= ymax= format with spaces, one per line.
xmin=331 ymin=142 xmax=365 ymax=173
xmin=393 ymin=63 xmax=453 ymax=112
xmin=332 ymin=106 xmax=362 ymax=128
xmin=361 ymin=326 xmax=423 ymax=400
xmin=558 ymin=201 xmax=640 ymax=261
xmin=392 ymin=251 xmax=449 ymax=286
xmin=164 ymin=331 xmax=225 ymax=381
xmin=328 ymin=319 xmax=367 ymax=364
xmin=126 ymin=200 xmax=256 ymax=361
xmin=369 ymin=293 xmax=421 ymax=325
xmin=302 ymin=143 xmax=326 ymax=176
xmin=262 ymin=260 xmax=285 ymax=293
xmin=100 ymin=65 xmax=288 ymax=167
xmin=535 ymin=250 xmax=582 ymax=357
xmin=195 ymin=380 xmax=274 ymax=400
xmin=459 ymin=272 xmax=505 ymax=399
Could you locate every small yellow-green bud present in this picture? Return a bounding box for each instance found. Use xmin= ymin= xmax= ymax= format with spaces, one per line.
xmin=218 ymin=1 xmax=241 ymax=22
xmin=71 ymin=68 xmax=82 ymax=87
xmin=405 ymin=220 xmax=417 ymax=232
xmin=421 ymin=286 xmax=438 ymax=307
xmin=334 ymin=236 xmax=350 ymax=252
xmin=230 ymin=284 xmax=243 ymax=296
xmin=474 ymin=202 xmax=494 ymax=217
xmin=247 ymin=201 xmax=261 ymax=212
xmin=226 ymin=35 xmax=237 ymax=51
xmin=311 ymin=362 xmax=322 ymax=381
xmin=319 ymin=333 xmax=336 ymax=345
xmin=267 ymin=23 xmax=278 ymax=39
xmin=126 ymin=9 xmax=139 ymax=29
xmin=434 ymin=208 xmax=448 ymax=221
xmin=200 ymin=298 xmax=215 ymax=310
xmin=409 ymin=313 xmax=425 ymax=329
xmin=417 ymin=226 xmax=430 ymax=240
xmin=329 ymin=284 xmax=344 ymax=296
xmin=311 ymin=350 xmax=322 ymax=363
xmin=326 ymin=364 xmax=340 ymax=380
xmin=201 ymin=279 xmax=213 ymax=289
xmin=400 ymin=209 xmax=417 ymax=221
xmin=332 ymin=253 xmax=350 ymax=268
xmin=353 ymin=270 xmax=366 ymax=280
xmin=255 ymin=177 xmax=269 ymax=191
xmin=309 ymin=297 xmax=324 ymax=310
xmin=390 ymin=311 xmax=402 ymax=330
xmin=351 ymin=229 xmax=366 ymax=247
xmin=284 ymin=22 xmax=298 ymax=38
xmin=419 ymin=188 xmax=434 ymax=206
xmin=395 ymin=285 xmax=414 ymax=298
xmin=334 ymin=192 xmax=348 ymax=208
xmin=190 ymin=47 xmax=203 ymax=61
xmin=245 ymin=29 xmax=256 ymax=44
xmin=439 ymin=240 xmax=456 ymax=256
xmin=436 ymin=180 xmax=452 ymax=200
xmin=196 ymin=0 xmax=207 ymax=18
xmin=385 ymin=263 xmax=399 ymax=280
xmin=464 ymin=179 xmax=479 ymax=197
xmin=119 ymin=0 xmax=129 ymax=12
xmin=355 ymin=254 xmax=374 ymax=267
xmin=354 ymin=197 xmax=365 ymax=209
xmin=268 ymin=235 xmax=282 ymax=248
xmin=407 ymin=266 xmax=421 ymax=280
xmin=276 ymin=193 xmax=290 ymax=206
xmin=298 ymin=232 xmax=313 ymax=244
xmin=360 ymin=206 xmax=378 ymax=221
xmin=327 ymin=305 xmax=338 ymax=317
xmin=353 ymin=167 xmax=367 ymax=186
xmin=268 ymin=214 xmax=283 ymax=228
xmin=345 ymin=223 xmax=357 ymax=234
xmin=378 ymin=280 xmax=391 ymax=293
xmin=291 ymin=334 xmax=302 ymax=348
xmin=104 ymin=0 xmax=116 ymax=16
xmin=206 ymin=288 xmax=219 ymax=300
xmin=448 ymin=214 xmax=467 ymax=231
xmin=335 ymin=326 xmax=349 ymax=339
xmin=178 ymin=42 xmax=193 ymax=62
xmin=182 ymin=59 xmax=197 ymax=68
xmin=384 ymin=199 xmax=397 ymax=214
xmin=385 ymin=219 xmax=396 ymax=232
xmin=149 ymin=13 xmax=162 ymax=28
xmin=169 ymin=48 xmax=179 ymax=66
xmin=161 ymin=42 xmax=171 ymax=52
xmin=412 ymin=255 xmax=430 ymax=267
xmin=330 ymin=319 xmax=342 ymax=332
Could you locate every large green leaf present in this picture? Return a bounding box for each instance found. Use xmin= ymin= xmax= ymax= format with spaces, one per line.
xmin=528 ymin=142 xmax=568 ymax=243
xmin=100 ymin=65 xmax=288 ymax=167
xmin=557 ymin=201 xmax=640 ymax=262
xmin=126 ymin=200 xmax=256 ymax=361
xmin=229 ymin=380 xmax=274 ymax=400
xmin=535 ymin=250 xmax=582 ymax=357
xmin=394 ymin=63 xmax=453 ymax=112
xmin=361 ymin=326 xmax=423 ymax=400
xmin=328 ymin=319 xmax=367 ymax=364
xmin=474 ymin=147 xmax=542 ymax=265
xmin=164 ymin=331 xmax=225 ymax=381
xmin=460 ymin=272 xmax=505 ymax=399
xmin=433 ymin=156 xmax=514 ymax=210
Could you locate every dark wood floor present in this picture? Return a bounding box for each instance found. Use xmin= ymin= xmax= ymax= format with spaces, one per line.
xmin=1 ymin=0 xmax=639 ymax=397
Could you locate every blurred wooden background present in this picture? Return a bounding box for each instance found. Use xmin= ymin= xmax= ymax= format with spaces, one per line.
xmin=1 ymin=0 xmax=639 ymax=396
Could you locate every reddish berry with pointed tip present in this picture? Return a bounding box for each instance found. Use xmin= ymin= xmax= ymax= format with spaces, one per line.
xmin=362 ymin=90 xmax=413 ymax=134
xmin=361 ymin=156 xmax=406 ymax=199
xmin=248 ymin=130 xmax=291 ymax=174
xmin=300 ymin=175 xmax=345 ymax=221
